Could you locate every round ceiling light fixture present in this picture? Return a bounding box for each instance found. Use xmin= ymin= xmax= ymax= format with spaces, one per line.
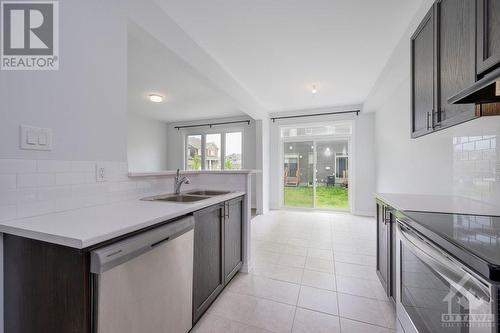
xmin=311 ymin=85 xmax=318 ymax=94
xmin=148 ymin=93 xmax=164 ymax=103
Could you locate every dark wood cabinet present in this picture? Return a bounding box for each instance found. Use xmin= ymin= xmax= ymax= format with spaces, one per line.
xmin=390 ymin=210 xmax=397 ymax=301
xmin=436 ymin=0 xmax=476 ymax=128
xmin=477 ymin=0 xmax=500 ymax=75
xmin=376 ymin=200 xmax=396 ymax=303
xmin=193 ymin=203 xmax=225 ymax=323
xmin=3 ymin=235 xmax=91 ymax=333
xmin=192 ymin=196 xmax=244 ymax=324
xmin=224 ymin=197 xmax=243 ymax=284
xmin=410 ymin=0 xmax=500 ymax=138
xmin=411 ymin=7 xmax=436 ymax=138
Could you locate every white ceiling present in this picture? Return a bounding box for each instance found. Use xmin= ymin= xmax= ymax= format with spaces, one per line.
xmin=127 ymin=23 xmax=245 ymax=123
xmin=154 ymin=0 xmax=422 ymax=112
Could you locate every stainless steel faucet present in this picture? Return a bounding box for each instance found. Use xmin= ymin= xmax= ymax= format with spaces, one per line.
xmin=174 ymin=169 xmax=190 ymax=194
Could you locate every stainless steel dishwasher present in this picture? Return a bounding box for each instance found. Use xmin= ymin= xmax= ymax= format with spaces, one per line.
xmin=90 ymin=216 xmax=194 ymax=333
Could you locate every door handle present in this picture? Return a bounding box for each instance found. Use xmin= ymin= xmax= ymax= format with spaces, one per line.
xmin=398 ymin=221 xmax=490 ymax=302
xmin=151 ymin=236 xmax=170 ymax=248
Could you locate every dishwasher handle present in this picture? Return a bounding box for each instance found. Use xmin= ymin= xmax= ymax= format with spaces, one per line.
xmin=90 ymin=215 xmax=194 ymax=274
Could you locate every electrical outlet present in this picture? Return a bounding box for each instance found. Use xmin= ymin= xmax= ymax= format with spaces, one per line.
xmin=96 ymin=164 xmax=107 ymax=182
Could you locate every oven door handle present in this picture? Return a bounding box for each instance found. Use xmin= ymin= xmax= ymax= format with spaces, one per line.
xmin=398 ymin=221 xmax=491 ymax=303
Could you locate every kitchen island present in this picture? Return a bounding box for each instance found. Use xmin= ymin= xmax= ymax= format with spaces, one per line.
xmin=0 ymin=179 xmax=250 ymax=332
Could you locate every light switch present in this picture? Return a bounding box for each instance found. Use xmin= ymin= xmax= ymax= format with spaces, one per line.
xmin=38 ymin=132 xmax=48 ymax=145
xmin=26 ymin=129 xmax=38 ymax=145
xmin=20 ymin=125 xmax=53 ymax=151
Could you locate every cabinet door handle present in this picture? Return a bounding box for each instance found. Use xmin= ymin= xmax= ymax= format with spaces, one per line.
xmin=434 ymin=109 xmax=443 ymax=128
xmin=384 ymin=209 xmax=392 ymax=225
xmin=426 ymin=111 xmax=433 ymax=130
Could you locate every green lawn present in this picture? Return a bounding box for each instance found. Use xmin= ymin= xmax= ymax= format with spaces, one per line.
xmin=284 ymin=186 xmax=348 ymax=210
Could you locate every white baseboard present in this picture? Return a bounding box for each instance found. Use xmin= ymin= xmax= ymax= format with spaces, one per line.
xmin=353 ymin=210 xmax=375 ymax=217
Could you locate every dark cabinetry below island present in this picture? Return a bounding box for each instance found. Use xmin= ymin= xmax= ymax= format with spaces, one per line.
xmin=3 ymin=196 xmax=244 ymax=333
xmin=192 ymin=196 xmax=243 ymax=324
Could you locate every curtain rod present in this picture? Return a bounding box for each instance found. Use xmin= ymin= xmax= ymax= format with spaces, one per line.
xmin=174 ymin=120 xmax=251 ymax=130
xmin=270 ymin=110 xmax=360 ymax=122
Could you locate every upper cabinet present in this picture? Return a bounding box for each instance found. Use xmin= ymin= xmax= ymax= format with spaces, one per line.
xmin=411 ymin=0 xmax=499 ymax=138
xmin=411 ymin=7 xmax=436 ymax=137
xmin=477 ymin=0 xmax=500 ymax=75
xmin=436 ymin=0 xmax=476 ymax=128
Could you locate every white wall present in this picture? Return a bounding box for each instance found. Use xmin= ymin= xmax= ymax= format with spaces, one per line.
xmin=127 ymin=114 xmax=168 ymax=172
xmin=165 ymin=116 xmax=258 ymax=207
xmin=255 ymin=119 xmax=270 ymax=214
xmin=0 ymin=0 xmax=127 ymax=162
xmin=365 ymin=0 xmax=500 ymax=205
xmin=268 ymin=106 xmax=376 ymax=215
xmin=0 ymin=2 xmax=127 ymax=332
xmin=352 ymin=113 xmax=376 ymax=215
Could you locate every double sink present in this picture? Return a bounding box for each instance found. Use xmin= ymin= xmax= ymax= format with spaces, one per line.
xmin=142 ymin=190 xmax=231 ymax=203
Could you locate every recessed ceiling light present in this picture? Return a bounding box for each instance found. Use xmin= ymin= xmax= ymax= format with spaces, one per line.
xmin=148 ymin=94 xmax=164 ymax=103
xmin=311 ymin=85 xmax=317 ymax=94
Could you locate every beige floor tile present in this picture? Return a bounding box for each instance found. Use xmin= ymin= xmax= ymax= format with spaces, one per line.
xmin=307 ymin=248 xmax=334 ymax=260
xmin=292 ymin=308 xmax=341 ymax=333
xmin=340 ymin=318 xmax=395 ymax=333
xmin=228 ymin=274 xmax=300 ymax=305
xmin=252 ymin=262 xmax=275 ymax=278
xmin=269 ymin=265 xmax=303 ymax=284
xmin=211 ymin=291 xmax=296 ymax=333
xmin=301 ymin=270 xmax=336 ymax=291
xmin=286 ymin=237 xmax=310 ymax=247
xmin=253 ymin=251 xmax=281 ymax=265
xmin=297 ymin=286 xmax=338 ymax=315
xmin=334 ymin=262 xmax=378 ymax=281
xmin=308 ymin=240 xmax=333 ymax=250
xmin=278 ymin=254 xmax=306 ymax=268
xmin=334 ymin=251 xmax=376 ymax=267
xmin=337 ymin=293 xmax=396 ymax=329
xmin=256 ymin=241 xmax=287 ymax=254
xmin=336 ymin=276 xmax=389 ymax=300
xmin=193 ymin=313 xmax=273 ymax=333
xmin=283 ymin=244 xmax=308 ymax=256
xmin=305 ymin=257 xmax=334 ymax=273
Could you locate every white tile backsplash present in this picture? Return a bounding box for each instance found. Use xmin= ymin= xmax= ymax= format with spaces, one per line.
xmin=454 ymin=135 xmax=499 ymax=205
xmin=0 ymin=205 xmax=16 ymax=221
xmin=37 ymin=160 xmax=72 ymax=173
xmin=0 ymin=175 xmax=16 ymax=190
xmin=0 ymin=159 xmax=248 ymax=222
xmin=0 ymin=159 xmax=37 ymax=174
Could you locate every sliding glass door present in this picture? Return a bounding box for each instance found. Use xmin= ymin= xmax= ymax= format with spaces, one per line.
xmin=315 ymin=140 xmax=349 ymax=210
xmin=283 ymin=141 xmax=314 ymax=208
xmin=283 ymin=136 xmax=349 ymax=211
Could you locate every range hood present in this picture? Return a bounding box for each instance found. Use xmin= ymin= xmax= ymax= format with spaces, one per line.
xmin=448 ymin=67 xmax=500 ymax=104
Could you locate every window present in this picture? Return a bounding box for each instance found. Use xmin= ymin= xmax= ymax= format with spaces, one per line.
xmin=205 ymin=133 xmax=221 ymax=170
xmin=184 ymin=131 xmax=242 ymax=170
xmin=224 ymin=132 xmax=242 ymax=170
xmin=186 ymin=135 xmax=202 ymax=170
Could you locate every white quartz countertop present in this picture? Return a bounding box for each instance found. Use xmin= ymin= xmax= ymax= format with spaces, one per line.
xmin=375 ymin=193 xmax=500 ymax=216
xmin=128 ymin=169 xmax=260 ymax=177
xmin=0 ymin=191 xmax=245 ymax=249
